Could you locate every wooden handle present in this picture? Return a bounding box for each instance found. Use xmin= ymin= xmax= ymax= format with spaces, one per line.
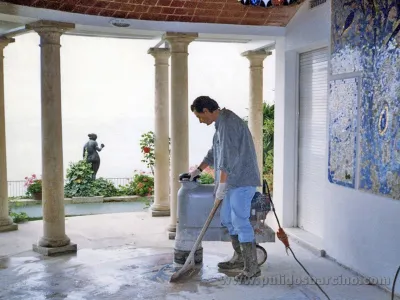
xmin=190 ymin=199 xmax=222 ymax=253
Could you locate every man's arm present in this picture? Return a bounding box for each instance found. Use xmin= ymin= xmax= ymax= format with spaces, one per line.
xmin=217 ymin=120 xmax=240 ymax=178
xmin=219 ymin=170 xmax=228 ymax=183
xmin=198 ymin=161 xmax=209 ymax=171
xmin=215 ymin=120 xmax=241 ymax=199
xmin=189 ymin=146 xmax=213 ymax=181
xmin=201 ymin=145 xmax=214 ymax=169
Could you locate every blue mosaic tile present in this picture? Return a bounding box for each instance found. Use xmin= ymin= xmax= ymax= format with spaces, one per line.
xmin=328 ymin=78 xmax=358 ymax=188
xmin=331 ymin=0 xmax=400 ymax=199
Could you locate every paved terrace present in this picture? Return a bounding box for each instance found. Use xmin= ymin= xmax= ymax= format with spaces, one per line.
xmin=0 ymin=212 xmax=398 ymax=300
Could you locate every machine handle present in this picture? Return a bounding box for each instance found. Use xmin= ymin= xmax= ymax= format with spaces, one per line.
xmin=179 ymin=172 xmax=200 ymax=182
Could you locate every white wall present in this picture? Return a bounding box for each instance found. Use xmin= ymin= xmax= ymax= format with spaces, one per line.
xmin=274 ymin=0 xmax=400 ymax=295
xmin=4 ymin=33 xmax=276 ymax=181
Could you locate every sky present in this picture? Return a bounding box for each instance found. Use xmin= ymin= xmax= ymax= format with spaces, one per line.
xmin=4 ymin=32 xmax=275 ymax=181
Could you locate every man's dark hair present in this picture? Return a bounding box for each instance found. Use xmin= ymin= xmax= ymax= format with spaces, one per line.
xmin=191 ymin=96 xmax=220 ymax=113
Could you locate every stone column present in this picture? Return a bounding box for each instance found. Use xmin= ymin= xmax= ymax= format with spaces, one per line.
xmin=147 ymin=47 xmax=171 ymax=217
xmin=242 ymin=50 xmax=271 ymax=187
xmin=0 ymin=37 xmax=17 ymax=233
xmin=26 ymin=21 xmax=77 ymax=255
xmin=163 ymin=32 xmax=197 ymax=238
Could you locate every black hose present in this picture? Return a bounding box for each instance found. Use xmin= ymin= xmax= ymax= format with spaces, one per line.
xmin=392 ymin=265 xmax=400 ymax=300
xmin=264 ymin=179 xmax=400 ymax=300
xmin=264 ymin=179 xmax=330 ymax=299
xmin=287 ymin=247 xmax=331 ymax=300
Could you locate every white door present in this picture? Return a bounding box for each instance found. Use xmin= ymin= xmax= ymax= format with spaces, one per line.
xmin=297 ymin=47 xmax=328 ymax=238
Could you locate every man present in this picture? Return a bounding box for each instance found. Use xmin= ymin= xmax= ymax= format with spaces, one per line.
xmin=189 ymin=96 xmax=261 ymax=281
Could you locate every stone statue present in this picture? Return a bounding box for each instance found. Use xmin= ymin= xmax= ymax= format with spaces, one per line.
xmin=83 ymin=133 xmax=105 ymax=180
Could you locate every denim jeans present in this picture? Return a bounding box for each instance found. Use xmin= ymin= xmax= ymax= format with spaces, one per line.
xmin=220 ymin=186 xmax=256 ymax=243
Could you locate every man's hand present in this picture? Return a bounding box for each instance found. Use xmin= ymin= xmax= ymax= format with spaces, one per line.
xmin=189 ymin=168 xmax=202 ymax=181
xmin=215 ymin=182 xmax=227 ymax=200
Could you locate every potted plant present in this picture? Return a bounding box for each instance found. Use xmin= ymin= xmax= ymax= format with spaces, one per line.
xmin=25 ymin=174 xmax=42 ymax=201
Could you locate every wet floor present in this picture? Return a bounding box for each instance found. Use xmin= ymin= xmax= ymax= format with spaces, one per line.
xmin=1 ymin=212 xmax=397 ymax=300
xmin=0 ymin=246 xmax=326 ymax=300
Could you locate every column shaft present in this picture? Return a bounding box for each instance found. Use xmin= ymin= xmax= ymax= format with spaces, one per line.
xmin=27 ymin=21 xmax=77 ymax=255
xmin=242 ymin=50 xmax=271 ymax=186
xmin=148 ymin=48 xmax=171 ymax=217
xmin=163 ymin=33 xmax=197 ymax=236
xmin=0 ymin=38 xmax=17 ymax=232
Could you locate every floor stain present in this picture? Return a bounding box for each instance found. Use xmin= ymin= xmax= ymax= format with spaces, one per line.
xmin=0 ymin=246 xmax=338 ymax=300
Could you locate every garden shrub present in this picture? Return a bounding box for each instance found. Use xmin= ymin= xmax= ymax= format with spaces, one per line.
xmin=64 ymin=159 xmax=118 ymax=198
xmin=117 ymin=172 xmax=154 ymax=197
xmin=131 ymin=173 xmax=154 ymax=196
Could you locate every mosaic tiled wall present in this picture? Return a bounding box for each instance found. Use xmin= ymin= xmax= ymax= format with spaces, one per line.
xmin=330 ymin=0 xmax=400 ymax=199
xmin=328 ymin=78 xmax=358 ymax=188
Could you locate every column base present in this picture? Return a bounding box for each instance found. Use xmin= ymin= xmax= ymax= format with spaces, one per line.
xmin=168 ymin=231 xmax=176 ymax=240
xmin=167 ymin=223 xmax=176 ymax=232
xmin=0 ymin=223 xmax=18 ymax=232
xmin=152 ymin=210 xmax=170 ymax=217
xmin=151 ymin=205 xmax=170 ymax=217
xmin=32 ymin=242 xmax=77 ymax=256
xmin=168 ymin=223 xmax=176 ymax=239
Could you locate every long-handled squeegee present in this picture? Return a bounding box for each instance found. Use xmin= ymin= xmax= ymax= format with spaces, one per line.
xmin=169 ymin=198 xmax=223 ymax=282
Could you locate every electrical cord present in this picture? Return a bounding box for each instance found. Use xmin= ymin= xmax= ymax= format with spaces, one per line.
xmin=264 ymin=180 xmax=400 ymax=300
xmin=264 ymin=179 xmax=331 ymax=299
xmin=392 ymin=265 xmax=400 ymax=300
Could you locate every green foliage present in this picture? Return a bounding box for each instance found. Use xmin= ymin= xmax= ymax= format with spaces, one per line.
xmin=27 ymin=180 xmax=42 ymax=194
xmin=66 ymin=159 xmax=93 ymax=184
xmin=24 ymin=174 xmax=42 ymax=197
xmin=199 ymin=172 xmax=214 ymax=184
xmin=117 ymin=173 xmax=154 ymax=197
xmin=139 ymin=131 xmax=171 ymax=175
xmin=10 ymin=211 xmax=29 ymax=223
xmin=262 ymin=104 xmax=274 ymax=175
xmin=115 ymin=173 xmax=155 ymax=197
xmin=64 ymin=159 xmax=118 ymax=198
xmin=64 ymin=159 xmax=95 ymax=198
xmin=91 ymin=178 xmax=119 ymax=197
xmin=117 ymin=183 xmax=136 ymax=196
xmin=131 ymin=173 xmax=154 ymax=197
xmin=243 ymin=102 xmax=275 ymax=190
xmin=189 ymin=165 xmax=215 ymax=184
xmin=8 ymin=204 xmax=29 ymax=223
xmin=263 ymin=172 xmax=274 ymax=195
xmin=264 ymin=149 xmax=274 ymax=174
xmin=139 ymin=131 xmax=155 ymax=175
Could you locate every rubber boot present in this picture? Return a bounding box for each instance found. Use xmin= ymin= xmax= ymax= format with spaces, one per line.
xmin=217 ymin=235 xmax=244 ymax=270
xmin=234 ymin=241 xmax=261 ymax=281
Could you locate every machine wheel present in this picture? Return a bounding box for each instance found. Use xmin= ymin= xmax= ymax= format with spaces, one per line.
xmin=256 ymin=245 xmax=267 ymax=266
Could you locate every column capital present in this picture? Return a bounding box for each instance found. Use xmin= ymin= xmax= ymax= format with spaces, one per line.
xmin=163 ymin=32 xmax=198 ymax=43
xmin=27 ymin=21 xmax=74 ymax=46
xmin=26 ymin=20 xmax=75 ymax=34
xmin=162 ymin=32 xmax=198 ymax=53
xmin=148 ymin=47 xmax=171 ymax=61
xmin=242 ymin=50 xmax=272 ymax=67
xmin=0 ymin=37 xmax=15 ymax=50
